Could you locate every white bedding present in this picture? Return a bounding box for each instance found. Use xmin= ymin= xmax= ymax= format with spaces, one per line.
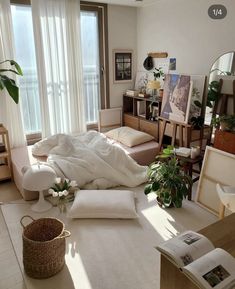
xmin=32 ymin=131 xmax=148 ymax=189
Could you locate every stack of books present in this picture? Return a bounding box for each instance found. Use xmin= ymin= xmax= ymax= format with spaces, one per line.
xmin=125 ymin=90 xmax=139 ymax=97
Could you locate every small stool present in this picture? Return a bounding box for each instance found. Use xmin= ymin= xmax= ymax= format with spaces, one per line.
xmin=176 ymin=155 xmax=203 ymax=201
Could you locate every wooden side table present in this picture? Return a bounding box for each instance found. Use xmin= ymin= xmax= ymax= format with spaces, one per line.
xmin=176 ymin=155 xmax=203 ymax=200
xmin=160 ymin=213 xmax=235 ymax=289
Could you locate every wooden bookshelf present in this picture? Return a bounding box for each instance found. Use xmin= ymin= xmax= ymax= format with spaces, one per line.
xmin=123 ymin=94 xmax=162 ymax=140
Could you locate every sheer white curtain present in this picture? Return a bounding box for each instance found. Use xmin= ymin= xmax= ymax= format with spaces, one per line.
xmin=31 ymin=0 xmax=86 ymax=137
xmin=0 ymin=0 xmax=26 ymax=147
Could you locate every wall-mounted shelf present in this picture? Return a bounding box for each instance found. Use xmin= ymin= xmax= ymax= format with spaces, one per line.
xmin=147 ymin=52 xmax=168 ymax=58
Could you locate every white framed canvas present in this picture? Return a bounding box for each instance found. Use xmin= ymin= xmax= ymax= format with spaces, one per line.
xmin=196 ymin=146 xmax=235 ymax=216
xmin=113 ymin=49 xmax=133 ymax=83
xmin=189 ymin=75 xmax=206 ymax=121
xmin=160 ymin=74 xmax=193 ymax=124
xmin=134 ymin=71 xmax=151 ymax=92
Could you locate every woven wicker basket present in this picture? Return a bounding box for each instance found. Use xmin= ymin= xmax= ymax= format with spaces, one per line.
xmin=20 ymin=215 xmax=70 ymax=279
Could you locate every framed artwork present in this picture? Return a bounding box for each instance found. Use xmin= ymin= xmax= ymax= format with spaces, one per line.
xmin=196 ymin=146 xmax=235 ymax=216
xmin=113 ymin=50 xmax=133 ymax=83
xmin=160 ymin=74 xmax=193 ymax=124
xmin=169 ymin=58 xmax=176 ymax=70
xmin=189 ymin=75 xmax=206 ymax=121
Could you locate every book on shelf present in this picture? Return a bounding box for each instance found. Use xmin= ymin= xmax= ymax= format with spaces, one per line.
xmin=138 ymin=93 xmax=150 ymax=98
xmin=137 ymin=100 xmax=146 ymax=116
xmin=125 ymin=89 xmax=139 ymax=97
xmin=156 ymin=230 xmax=235 ymax=289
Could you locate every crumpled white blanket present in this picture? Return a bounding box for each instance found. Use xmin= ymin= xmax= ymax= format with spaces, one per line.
xmin=32 ymin=131 xmax=148 ymax=189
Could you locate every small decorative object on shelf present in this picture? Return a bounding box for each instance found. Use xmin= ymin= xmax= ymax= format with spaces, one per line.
xmin=0 ymin=124 xmax=12 ymax=181
xmin=125 ymin=89 xmax=139 ymax=97
xmin=49 ymin=178 xmax=78 ymax=213
xmin=190 ymin=146 xmax=200 ymax=159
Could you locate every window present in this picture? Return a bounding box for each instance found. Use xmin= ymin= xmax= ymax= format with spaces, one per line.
xmin=11 ymin=4 xmax=41 ymax=137
xmin=10 ymin=1 xmax=109 ymax=138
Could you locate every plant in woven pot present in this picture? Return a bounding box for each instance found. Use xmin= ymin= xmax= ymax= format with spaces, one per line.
xmin=144 ymin=149 xmax=192 ymax=208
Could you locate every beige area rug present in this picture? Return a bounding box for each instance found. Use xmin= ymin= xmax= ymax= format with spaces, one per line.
xmin=1 ymin=185 xmax=218 ymax=289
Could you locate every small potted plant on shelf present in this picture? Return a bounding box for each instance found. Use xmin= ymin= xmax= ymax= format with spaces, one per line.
xmin=212 ymin=114 xmax=235 ymax=132
xmin=144 ymin=147 xmax=192 ymax=208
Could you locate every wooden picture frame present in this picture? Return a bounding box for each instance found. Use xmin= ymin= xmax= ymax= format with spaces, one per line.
xmin=113 ymin=49 xmax=133 ymax=83
xmin=196 ymin=146 xmax=235 ymax=216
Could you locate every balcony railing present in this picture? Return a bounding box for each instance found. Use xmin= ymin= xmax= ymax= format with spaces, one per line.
xmin=19 ymin=68 xmax=100 ymax=134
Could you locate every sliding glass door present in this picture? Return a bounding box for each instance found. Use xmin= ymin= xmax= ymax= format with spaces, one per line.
xmin=11 ymin=1 xmax=108 ymax=140
xmin=80 ymin=10 xmax=100 ymax=124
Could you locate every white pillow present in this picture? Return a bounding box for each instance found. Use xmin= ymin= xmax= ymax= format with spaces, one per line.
xmin=105 ymin=126 xmax=154 ymax=147
xmin=67 ymin=190 xmax=138 ymax=219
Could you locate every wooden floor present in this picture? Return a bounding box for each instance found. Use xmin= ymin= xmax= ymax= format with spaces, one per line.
xmin=0 ymin=208 xmax=26 ymax=289
xmin=0 ymin=180 xmax=22 ymax=203
xmin=0 ymin=180 xmax=25 ymax=288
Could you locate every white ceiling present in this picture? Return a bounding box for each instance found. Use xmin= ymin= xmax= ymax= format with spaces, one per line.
xmin=87 ymin=0 xmax=157 ymax=7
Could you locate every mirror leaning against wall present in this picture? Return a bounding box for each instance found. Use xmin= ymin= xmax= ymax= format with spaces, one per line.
xmin=205 ymin=51 xmax=235 ymax=129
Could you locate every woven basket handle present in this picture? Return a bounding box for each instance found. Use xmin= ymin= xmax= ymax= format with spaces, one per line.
xmin=56 ymin=230 xmax=71 ymax=239
xmin=20 ymin=215 xmax=35 ymax=228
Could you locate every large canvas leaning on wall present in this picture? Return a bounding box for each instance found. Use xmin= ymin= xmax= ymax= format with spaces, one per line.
xmin=160 ymin=74 xmax=193 ymax=124
xmin=196 ymin=146 xmax=235 ymax=216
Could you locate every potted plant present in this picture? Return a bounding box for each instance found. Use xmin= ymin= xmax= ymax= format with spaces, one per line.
xmin=0 ymin=59 xmax=23 ymax=104
xmin=144 ymin=147 xmax=192 ymax=208
xmin=153 ymin=67 xmax=164 ymax=81
xmin=212 ymin=114 xmax=235 ymax=132
xmin=206 ymin=80 xmax=220 ymax=108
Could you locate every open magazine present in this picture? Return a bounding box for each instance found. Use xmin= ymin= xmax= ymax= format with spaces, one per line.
xmin=157 ymin=231 xmax=235 ymax=289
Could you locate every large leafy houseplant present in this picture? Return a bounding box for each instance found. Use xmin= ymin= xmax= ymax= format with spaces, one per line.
xmin=207 ymin=80 xmax=220 ymax=108
xmin=0 ymin=60 xmax=23 ymax=104
xmin=144 ymin=148 xmax=192 ymax=208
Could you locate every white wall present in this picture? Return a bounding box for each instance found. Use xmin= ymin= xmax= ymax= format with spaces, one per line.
xmin=137 ymin=0 xmax=235 ymax=75
xmin=108 ymin=5 xmax=137 ymax=108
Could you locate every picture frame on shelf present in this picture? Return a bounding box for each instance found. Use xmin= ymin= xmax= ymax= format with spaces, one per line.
xmin=113 ymin=49 xmax=133 ymax=83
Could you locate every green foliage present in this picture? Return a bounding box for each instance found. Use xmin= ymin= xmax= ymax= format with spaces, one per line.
xmin=207 ymin=81 xmax=220 ymax=108
xmin=210 ymin=68 xmax=234 ymax=76
xmin=153 ymin=67 xmax=164 ymax=80
xmin=145 ymin=154 xmax=192 ymax=208
xmin=190 ymin=116 xmax=205 ymax=129
xmin=212 ymin=114 xmax=235 ymax=131
xmin=0 ymin=60 xmax=23 ymax=104
xmin=51 ymin=179 xmax=72 ymax=192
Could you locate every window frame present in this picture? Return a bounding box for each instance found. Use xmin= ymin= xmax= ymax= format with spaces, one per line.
xmin=80 ymin=1 xmax=110 ymax=110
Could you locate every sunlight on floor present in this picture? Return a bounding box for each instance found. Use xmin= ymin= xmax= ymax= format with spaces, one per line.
xmin=141 ymin=194 xmax=179 ymax=241
xmin=66 ymin=242 xmax=92 ymax=289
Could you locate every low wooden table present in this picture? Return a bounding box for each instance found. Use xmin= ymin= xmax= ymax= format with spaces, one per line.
xmin=160 ymin=213 xmax=235 ymax=289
